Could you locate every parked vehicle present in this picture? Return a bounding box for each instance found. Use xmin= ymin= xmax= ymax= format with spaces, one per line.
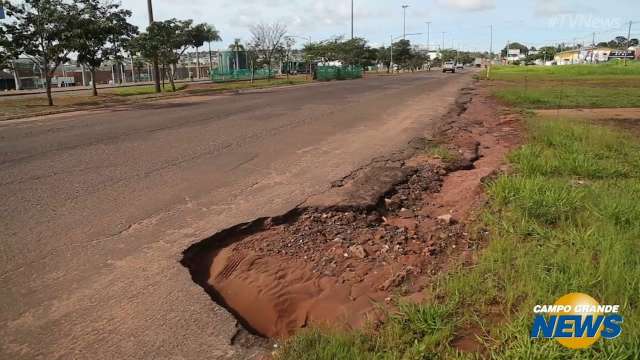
xmin=456 ymin=63 xmax=464 ymax=70
xmin=442 ymin=61 xmax=456 ymax=73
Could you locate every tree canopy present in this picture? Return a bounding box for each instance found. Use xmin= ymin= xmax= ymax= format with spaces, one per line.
xmin=74 ymin=0 xmax=137 ymax=95
xmin=129 ymin=19 xmax=212 ymax=91
xmin=3 ymin=0 xmax=80 ymax=105
xmin=249 ymin=22 xmax=288 ymax=79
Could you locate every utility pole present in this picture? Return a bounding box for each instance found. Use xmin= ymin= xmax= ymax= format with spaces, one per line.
xmin=390 ymin=35 xmax=394 ymax=72
xmin=351 ymin=0 xmax=354 ymax=39
xmin=425 ymin=22 xmax=431 ymax=51
xmin=441 ymin=32 xmax=445 ymax=51
xmin=402 ymin=5 xmax=409 ymax=39
xmin=592 ymin=32 xmax=596 ymax=46
xmin=625 ymin=21 xmax=633 ymax=66
xmin=487 ymin=25 xmax=493 ymax=79
xmin=147 ymin=0 xmax=161 ymax=93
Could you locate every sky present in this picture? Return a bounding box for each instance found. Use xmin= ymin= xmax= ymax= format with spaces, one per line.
xmin=124 ymin=0 xmax=640 ymax=51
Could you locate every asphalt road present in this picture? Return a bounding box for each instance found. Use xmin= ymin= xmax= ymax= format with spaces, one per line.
xmin=0 ymin=71 xmax=473 ymax=359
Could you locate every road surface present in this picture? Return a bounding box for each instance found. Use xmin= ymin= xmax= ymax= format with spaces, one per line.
xmin=0 ymin=71 xmax=473 ymax=359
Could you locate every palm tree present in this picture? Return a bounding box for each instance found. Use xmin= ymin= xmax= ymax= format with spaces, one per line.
xmin=228 ymin=38 xmax=245 ymax=72
xmin=202 ymin=24 xmax=221 ymax=77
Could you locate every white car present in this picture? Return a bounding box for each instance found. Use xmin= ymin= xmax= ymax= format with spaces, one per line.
xmin=442 ymin=61 xmax=456 ymax=73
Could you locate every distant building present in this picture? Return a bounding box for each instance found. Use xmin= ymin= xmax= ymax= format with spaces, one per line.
xmin=506 ymin=48 xmax=526 ymax=62
xmin=554 ymin=47 xmax=615 ymax=65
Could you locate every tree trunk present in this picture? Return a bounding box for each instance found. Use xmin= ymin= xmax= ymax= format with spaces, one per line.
xmin=161 ymin=64 xmax=166 ymax=89
xmin=169 ymin=65 xmax=176 ymax=92
xmin=267 ymin=59 xmax=272 ymax=81
xmin=196 ymin=47 xmax=200 ymax=79
xmin=45 ymin=74 xmax=53 ymax=106
xmin=91 ymin=69 xmax=98 ymax=96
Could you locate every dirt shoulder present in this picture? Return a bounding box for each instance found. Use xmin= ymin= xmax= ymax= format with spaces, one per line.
xmin=180 ymin=80 xmax=522 ymax=351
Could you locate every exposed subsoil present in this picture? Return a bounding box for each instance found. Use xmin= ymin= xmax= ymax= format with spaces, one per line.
xmin=181 ymin=82 xmax=522 ymax=348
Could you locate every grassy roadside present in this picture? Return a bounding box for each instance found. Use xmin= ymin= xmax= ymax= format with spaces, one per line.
xmin=112 ymin=83 xmax=187 ymax=96
xmin=186 ymin=77 xmax=310 ymax=94
xmin=278 ymin=117 xmax=640 ymax=359
xmin=488 ymin=62 xmax=640 ymax=109
xmin=278 ymin=65 xmax=640 ymax=359
xmin=0 ymin=76 xmax=312 ymax=121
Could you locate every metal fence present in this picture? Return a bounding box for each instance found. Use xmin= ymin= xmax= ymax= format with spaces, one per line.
xmin=315 ymin=66 xmax=362 ymax=81
xmin=209 ymin=69 xmax=273 ymax=83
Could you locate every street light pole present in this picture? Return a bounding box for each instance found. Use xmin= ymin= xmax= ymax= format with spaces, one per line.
xmin=441 ymin=32 xmax=446 ymax=51
xmin=425 ymin=21 xmax=431 ymax=52
xmin=351 ymin=0 xmax=354 ymax=39
xmin=390 ymin=35 xmax=394 ymax=73
xmin=488 ymin=25 xmax=493 ymax=79
xmin=402 ymin=5 xmax=409 ymax=39
xmin=147 ymin=0 xmax=161 ymax=93
xmin=625 ymin=21 xmax=633 ymax=66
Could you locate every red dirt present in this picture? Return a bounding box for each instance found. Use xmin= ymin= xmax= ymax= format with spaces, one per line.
xmin=182 ymin=83 xmax=522 ymax=341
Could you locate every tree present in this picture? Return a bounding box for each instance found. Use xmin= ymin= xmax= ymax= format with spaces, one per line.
xmin=203 ymin=24 xmax=221 ymax=77
xmin=190 ymin=23 xmax=218 ymax=78
xmin=0 ymin=26 xmax=22 ymax=90
xmin=501 ymin=42 xmax=528 ymax=57
xmin=250 ymin=22 xmax=287 ymax=80
xmin=439 ymin=49 xmax=457 ymax=62
xmin=228 ymin=38 xmax=244 ymax=71
xmin=0 ymin=26 xmax=12 ymax=69
xmin=376 ymin=46 xmax=391 ymax=72
xmin=282 ymin=37 xmax=296 ymax=79
xmin=132 ymin=57 xmax=145 ymax=82
xmin=130 ymin=19 xmax=210 ymax=92
xmin=246 ymin=41 xmax=259 ymax=83
xmin=3 ymin=0 xmax=80 ymax=105
xmin=530 ymin=46 xmax=556 ymax=62
xmin=74 ymin=0 xmax=137 ymax=96
xmin=303 ymin=37 xmax=375 ymax=70
xmin=392 ymin=39 xmax=412 ymax=69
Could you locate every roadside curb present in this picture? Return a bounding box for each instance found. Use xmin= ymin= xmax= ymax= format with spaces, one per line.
xmin=0 ymin=80 xmax=326 ymax=123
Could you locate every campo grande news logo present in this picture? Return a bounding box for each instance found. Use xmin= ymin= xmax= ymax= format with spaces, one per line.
xmin=530 ymin=293 xmax=623 ymax=349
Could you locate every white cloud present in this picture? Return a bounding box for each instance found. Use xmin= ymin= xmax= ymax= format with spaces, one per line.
xmin=534 ymin=0 xmax=572 ymax=16
xmin=436 ymin=0 xmax=496 ymax=12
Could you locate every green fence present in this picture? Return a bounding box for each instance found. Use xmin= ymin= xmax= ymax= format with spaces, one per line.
xmin=210 ymin=69 xmax=272 ymax=83
xmin=315 ymin=66 xmax=363 ymax=81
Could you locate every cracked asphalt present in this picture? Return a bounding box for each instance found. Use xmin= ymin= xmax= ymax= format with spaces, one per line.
xmin=0 ymin=71 xmax=473 ymax=359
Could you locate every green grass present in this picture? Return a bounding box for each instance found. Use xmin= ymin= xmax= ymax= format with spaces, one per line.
xmin=425 ymin=143 xmax=460 ymax=163
xmin=488 ymin=63 xmax=640 ymax=109
xmin=489 ymin=62 xmax=640 ymax=80
xmin=277 ymin=117 xmax=640 ymax=359
xmin=494 ymin=85 xmax=640 ymax=109
xmin=112 ymin=83 xmax=187 ymax=96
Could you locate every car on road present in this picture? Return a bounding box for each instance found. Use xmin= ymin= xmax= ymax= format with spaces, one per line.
xmin=456 ymin=63 xmax=464 ymax=70
xmin=442 ymin=61 xmax=456 ymax=73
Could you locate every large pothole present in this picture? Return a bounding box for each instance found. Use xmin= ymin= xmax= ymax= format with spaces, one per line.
xmin=181 ymin=155 xmax=474 ymax=339
xmin=180 ymin=88 xmax=487 ymax=342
